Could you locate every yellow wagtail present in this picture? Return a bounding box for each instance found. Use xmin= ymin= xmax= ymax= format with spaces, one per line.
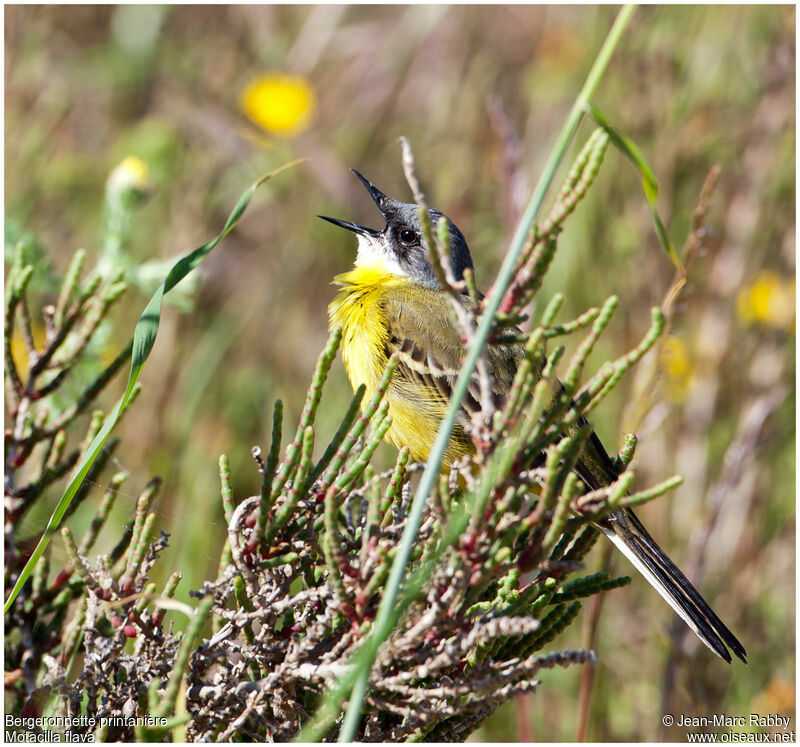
xmin=322 ymin=170 xmax=746 ymax=664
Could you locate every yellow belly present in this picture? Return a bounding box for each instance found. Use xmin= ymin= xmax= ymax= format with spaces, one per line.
xmin=328 ymin=268 xmax=471 ymax=467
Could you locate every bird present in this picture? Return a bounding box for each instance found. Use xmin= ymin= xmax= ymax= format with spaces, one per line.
xmin=321 ymin=169 xmax=746 ymax=664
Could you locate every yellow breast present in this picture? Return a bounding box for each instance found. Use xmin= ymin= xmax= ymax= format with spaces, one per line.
xmin=329 ymin=266 xmax=394 ymax=399
xmin=328 ymin=266 xmax=469 ymax=466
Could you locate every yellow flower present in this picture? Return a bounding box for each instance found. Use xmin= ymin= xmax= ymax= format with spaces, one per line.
xmin=659 ymin=335 xmax=694 ymax=402
xmin=10 ymin=322 xmax=46 ymax=378
xmin=107 ymin=156 xmax=151 ymax=195
xmin=750 ymin=678 xmax=795 ymax=720
xmin=240 ymin=73 xmax=315 ymax=137
xmin=737 ymin=271 xmax=795 ymax=331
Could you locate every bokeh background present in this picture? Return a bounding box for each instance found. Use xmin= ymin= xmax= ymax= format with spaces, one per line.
xmin=5 ymin=5 xmax=795 ymax=741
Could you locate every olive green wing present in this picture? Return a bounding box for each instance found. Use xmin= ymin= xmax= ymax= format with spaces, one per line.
xmin=382 ymin=289 xmax=524 ymax=421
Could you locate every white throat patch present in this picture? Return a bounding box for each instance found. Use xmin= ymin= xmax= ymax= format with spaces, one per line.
xmin=355 ymin=233 xmax=408 ymax=278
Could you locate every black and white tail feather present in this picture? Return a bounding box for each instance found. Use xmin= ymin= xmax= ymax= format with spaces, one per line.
xmin=577 ymin=431 xmax=747 ymax=664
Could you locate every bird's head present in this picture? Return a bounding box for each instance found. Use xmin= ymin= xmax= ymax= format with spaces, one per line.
xmin=319 ymin=170 xmax=473 ymax=289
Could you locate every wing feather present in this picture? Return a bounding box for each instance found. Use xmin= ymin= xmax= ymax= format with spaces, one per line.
xmin=382 ymin=290 xmax=524 ymax=423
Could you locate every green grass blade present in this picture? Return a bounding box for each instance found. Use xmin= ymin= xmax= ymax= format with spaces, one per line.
xmin=585 ymin=102 xmax=682 ymax=271
xmin=4 ymin=159 xmax=306 ymax=613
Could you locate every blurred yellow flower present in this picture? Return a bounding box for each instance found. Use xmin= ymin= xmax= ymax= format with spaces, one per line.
xmin=107 ymin=155 xmax=151 ymax=195
xmin=10 ymin=322 xmax=46 ymax=378
xmin=737 ymin=271 xmax=795 ymax=331
xmin=240 ymin=73 xmax=315 ymax=137
xmin=750 ymin=677 xmax=795 ymax=721
xmin=659 ymin=335 xmax=694 ymax=402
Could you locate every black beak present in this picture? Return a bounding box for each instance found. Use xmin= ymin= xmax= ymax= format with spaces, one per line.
xmin=318 ymin=169 xmax=391 ymax=236
xmin=350 ymin=169 xmax=391 ymax=215
xmin=317 ymin=215 xmax=379 ymax=236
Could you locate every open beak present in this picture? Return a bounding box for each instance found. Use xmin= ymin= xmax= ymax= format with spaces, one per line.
xmin=318 ymin=169 xmax=392 ymax=236
xmin=317 ymin=215 xmax=380 ymax=237
xmin=350 ymin=169 xmax=390 ymax=214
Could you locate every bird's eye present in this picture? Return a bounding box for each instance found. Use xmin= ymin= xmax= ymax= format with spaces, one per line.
xmin=398 ymin=228 xmax=418 ymax=246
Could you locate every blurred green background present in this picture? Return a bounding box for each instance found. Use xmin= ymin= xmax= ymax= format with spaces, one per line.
xmin=5 ymin=5 xmax=794 ymax=741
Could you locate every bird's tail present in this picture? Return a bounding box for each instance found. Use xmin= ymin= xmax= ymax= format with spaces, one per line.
xmin=600 ymin=507 xmax=747 ymax=664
